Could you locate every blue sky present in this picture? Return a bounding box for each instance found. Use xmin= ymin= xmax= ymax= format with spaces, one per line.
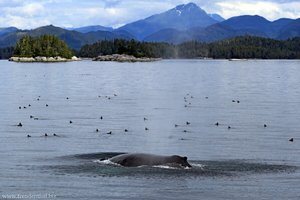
xmin=0 ymin=0 xmax=299 ymax=29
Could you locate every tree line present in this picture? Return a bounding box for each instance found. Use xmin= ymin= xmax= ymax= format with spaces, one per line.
xmin=1 ymin=35 xmax=299 ymax=59
xmin=208 ymin=36 xmax=300 ymax=59
xmin=78 ymin=36 xmax=300 ymax=59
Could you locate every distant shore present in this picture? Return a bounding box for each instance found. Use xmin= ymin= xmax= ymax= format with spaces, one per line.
xmin=9 ymin=56 xmax=81 ymax=62
xmin=92 ymin=54 xmax=161 ymax=62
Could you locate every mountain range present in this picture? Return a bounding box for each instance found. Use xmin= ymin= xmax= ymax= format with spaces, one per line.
xmin=0 ymin=2 xmax=299 ymax=49
xmin=0 ymin=25 xmax=134 ymax=49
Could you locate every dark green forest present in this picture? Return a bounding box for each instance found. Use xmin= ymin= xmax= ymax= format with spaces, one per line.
xmin=78 ymin=36 xmax=300 ymax=59
xmin=208 ymin=36 xmax=300 ymax=59
xmin=1 ymin=35 xmax=300 ymax=59
xmin=13 ymin=35 xmax=73 ymax=58
xmin=78 ymin=39 xmax=177 ymax=58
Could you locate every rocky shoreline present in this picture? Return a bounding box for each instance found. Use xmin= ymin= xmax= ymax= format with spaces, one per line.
xmin=9 ymin=56 xmax=81 ymax=62
xmin=92 ymin=54 xmax=161 ymax=62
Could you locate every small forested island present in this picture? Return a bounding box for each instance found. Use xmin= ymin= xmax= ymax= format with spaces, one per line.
xmin=9 ymin=35 xmax=80 ymax=62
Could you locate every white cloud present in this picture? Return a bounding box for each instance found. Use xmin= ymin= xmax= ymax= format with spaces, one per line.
xmin=22 ymin=3 xmax=44 ymax=18
xmin=0 ymin=2 xmax=48 ymax=28
xmin=279 ymin=2 xmax=300 ymax=19
xmin=0 ymin=14 xmax=50 ymax=29
xmin=213 ymin=0 xmax=300 ymax=20
xmin=215 ymin=1 xmax=280 ymax=19
xmin=1 ymin=1 xmax=44 ymax=14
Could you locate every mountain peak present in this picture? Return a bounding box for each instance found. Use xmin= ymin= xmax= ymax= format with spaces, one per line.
xmin=174 ymin=2 xmax=205 ymax=15
xmin=175 ymin=2 xmax=198 ymax=10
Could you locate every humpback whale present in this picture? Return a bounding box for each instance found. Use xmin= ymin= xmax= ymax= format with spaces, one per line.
xmin=109 ymin=153 xmax=192 ymax=168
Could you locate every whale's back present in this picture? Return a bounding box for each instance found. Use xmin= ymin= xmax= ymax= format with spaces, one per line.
xmin=109 ymin=153 xmax=191 ymax=168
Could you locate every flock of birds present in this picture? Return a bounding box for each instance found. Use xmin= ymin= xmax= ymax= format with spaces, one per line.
xmin=17 ymin=95 xmax=114 ymax=137
xmin=15 ymin=92 xmax=294 ymax=143
xmin=16 ymin=94 xmax=193 ymax=137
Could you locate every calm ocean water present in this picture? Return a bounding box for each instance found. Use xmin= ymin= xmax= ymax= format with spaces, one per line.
xmin=0 ymin=59 xmax=299 ymax=200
